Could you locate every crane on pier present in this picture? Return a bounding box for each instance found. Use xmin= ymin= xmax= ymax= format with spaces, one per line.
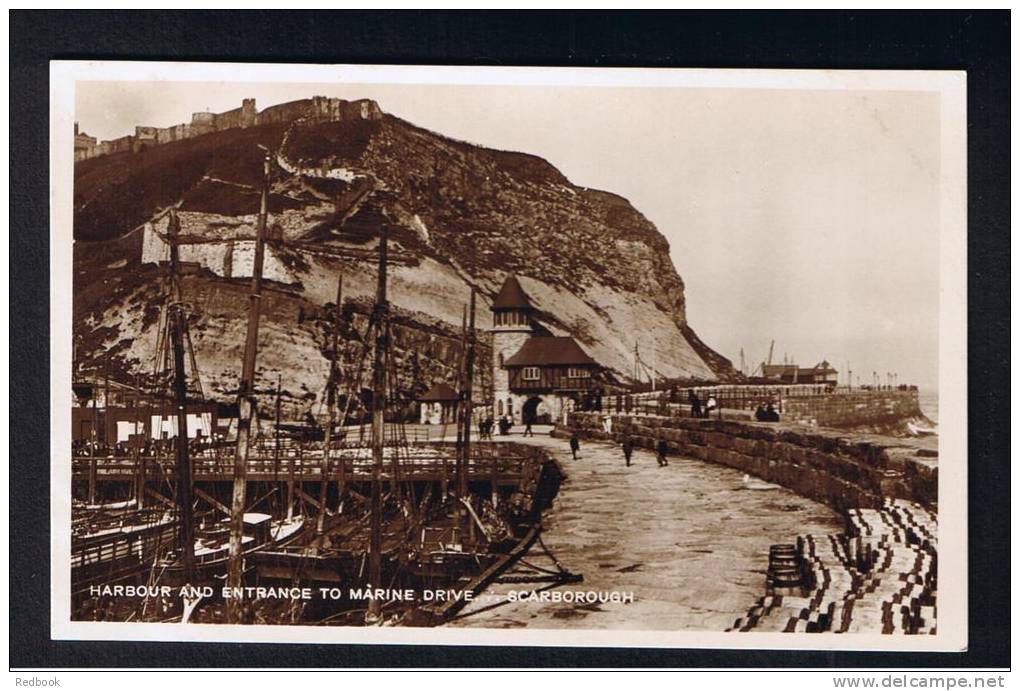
xmin=748 ymin=339 xmax=776 ymax=378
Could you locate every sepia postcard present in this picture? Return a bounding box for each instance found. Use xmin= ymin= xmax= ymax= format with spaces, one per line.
xmin=49 ymin=61 xmax=967 ymax=650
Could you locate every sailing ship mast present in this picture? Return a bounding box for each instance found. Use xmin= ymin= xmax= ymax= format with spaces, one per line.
xmin=458 ymin=289 xmax=476 ymax=501
xmin=366 ymin=225 xmax=389 ymax=625
xmin=316 ymin=275 xmax=343 ymax=536
xmin=167 ymin=209 xmax=196 ymax=583
xmin=226 ymin=150 xmax=272 ymax=623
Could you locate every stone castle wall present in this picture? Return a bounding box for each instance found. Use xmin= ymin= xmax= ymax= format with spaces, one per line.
xmin=563 ymin=411 xmax=937 ymax=513
xmin=74 ymin=97 xmax=382 ymax=163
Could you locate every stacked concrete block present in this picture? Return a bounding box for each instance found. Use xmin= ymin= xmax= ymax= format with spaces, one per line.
xmin=727 ymin=501 xmax=937 ymax=635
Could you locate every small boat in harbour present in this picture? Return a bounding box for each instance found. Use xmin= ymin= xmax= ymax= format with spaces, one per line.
xmin=158 ymin=512 xmax=306 ymax=583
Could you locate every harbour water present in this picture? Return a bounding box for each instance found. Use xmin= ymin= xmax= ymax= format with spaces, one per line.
xmin=449 ymin=431 xmax=843 ymax=630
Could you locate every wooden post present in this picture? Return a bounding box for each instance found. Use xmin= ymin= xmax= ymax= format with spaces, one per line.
xmin=227 ymin=152 xmax=271 ymax=623
xmin=273 ymin=374 xmax=282 ymax=482
xmin=287 ymin=441 xmax=299 ymax=521
xmin=461 ymin=290 xmax=476 ymax=501
xmin=88 ymin=457 xmax=97 ymax=505
xmin=170 ymin=303 xmax=196 ymax=583
xmin=454 ymin=305 xmax=467 ymax=500
xmin=386 ymin=320 xmax=401 ymax=497
xmin=457 ymin=291 xmax=477 ymax=543
xmin=103 ymin=350 xmax=111 ymax=445
xmin=366 ymin=226 xmax=389 ymax=626
xmin=137 ymin=452 xmax=147 ymax=509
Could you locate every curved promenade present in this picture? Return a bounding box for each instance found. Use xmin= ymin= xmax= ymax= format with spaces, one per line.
xmin=451 ymin=431 xmax=843 ymax=630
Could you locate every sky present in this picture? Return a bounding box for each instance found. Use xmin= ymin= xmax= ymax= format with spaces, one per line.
xmin=76 ymin=80 xmax=942 ymax=390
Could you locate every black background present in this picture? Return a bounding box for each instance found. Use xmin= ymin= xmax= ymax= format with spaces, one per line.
xmin=9 ymin=10 xmax=1010 ymax=669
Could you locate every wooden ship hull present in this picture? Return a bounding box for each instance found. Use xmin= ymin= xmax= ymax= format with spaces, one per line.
xmin=71 ymin=508 xmax=180 ymax=596
xmin=156 ymin=513 xmax=307 ymax=586
xmin=251 ymin=451 xmax=562 ymax=625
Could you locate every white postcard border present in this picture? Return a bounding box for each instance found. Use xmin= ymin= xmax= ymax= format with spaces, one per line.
xmin=49 ymin=61 xmax=967 ymax=651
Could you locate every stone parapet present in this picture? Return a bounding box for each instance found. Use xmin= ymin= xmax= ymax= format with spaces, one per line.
xmin=782 ymin=390 xmax=923 ymax=428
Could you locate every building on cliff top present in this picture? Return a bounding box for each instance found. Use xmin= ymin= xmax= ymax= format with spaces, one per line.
xmin=75 ymin=96 xmax=382 ymax=163
xmin=490 ymin=275 xmax=603 ymax=425
xmin=74 ymin=122 xmax=97 ymax=153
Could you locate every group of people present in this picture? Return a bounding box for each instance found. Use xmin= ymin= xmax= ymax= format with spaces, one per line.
xmin=687 ymin=390 xmax=718 ymax=419
xmin=72 ymin=435 xmax=221 ymax=458
xmin=72 ymin=439 xmax=128 ymax=457
xmin=566 ymin=429 xmax=671 ymax=468
xmin=754 ymin=402 xmax=781 ymax=422
xmin=476 ymin=414 xmax=540 ymax=439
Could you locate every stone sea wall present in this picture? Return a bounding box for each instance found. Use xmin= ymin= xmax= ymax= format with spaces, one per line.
xmin=562 ymin=412 xmax=937 ymax=513
xmin=782 ymin=390 xmax=923 ymax=428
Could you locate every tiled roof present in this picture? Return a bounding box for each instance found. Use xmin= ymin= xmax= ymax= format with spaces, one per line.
xmin=418 ymin=382 xmax=459 ymax=402
xmin=503 ymin=336 xmax=598 ymax=367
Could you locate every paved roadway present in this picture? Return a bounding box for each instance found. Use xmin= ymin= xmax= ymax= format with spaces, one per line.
xmin=447 ymin=427 xmax=844 ymax=631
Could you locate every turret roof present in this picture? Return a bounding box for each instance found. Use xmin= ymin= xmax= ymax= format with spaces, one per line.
xmin=491 ymin=275 xmax=533 ymax=310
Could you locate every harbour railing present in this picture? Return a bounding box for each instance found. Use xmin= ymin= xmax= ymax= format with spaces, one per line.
xmin=71 ymin=452 xmax=532 ymax=484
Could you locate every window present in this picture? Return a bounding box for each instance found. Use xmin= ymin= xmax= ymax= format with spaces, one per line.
xmin=495 ymin=310 xmax=528 ymax=327
xmin=522 ymin=367 xmax=540 ymax=381
xmin=567 ymin=367 xmax=590 ymax=379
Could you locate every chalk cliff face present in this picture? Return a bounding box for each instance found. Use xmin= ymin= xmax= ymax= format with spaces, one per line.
xmin=72 ymin=98 xmax=734 ymax=412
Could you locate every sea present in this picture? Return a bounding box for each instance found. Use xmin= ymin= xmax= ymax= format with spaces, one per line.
xmin=918 ymin=389 xmax=939 ymax=425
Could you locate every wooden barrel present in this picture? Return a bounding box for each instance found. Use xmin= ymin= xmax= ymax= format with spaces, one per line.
xmin=767 ymin=544 xmax=803 ymax=594
xmin=770 ymin=554 xmax=800 ymax=570
xmin=770 ymin=544 xmax=798 ymax=558
xmin=768 ymin=565 xmax=803 ymax=594
xmin=769 ymin=544 xmax=799 ymax=568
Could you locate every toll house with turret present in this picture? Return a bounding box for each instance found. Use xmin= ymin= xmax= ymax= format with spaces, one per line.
xmin=490 ymin=275 xmax=603 ymax=425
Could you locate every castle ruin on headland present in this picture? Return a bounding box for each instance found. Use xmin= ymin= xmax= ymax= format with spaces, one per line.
xmin=74 ymin=96 xmax=383 ymax=162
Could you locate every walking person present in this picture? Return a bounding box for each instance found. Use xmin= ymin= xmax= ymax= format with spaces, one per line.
xmin=569 ymin=433 xmax=580 ymax=460
xmin=688 ymin=390 xmax=702 ymax=419
xmin=523 ymin=412 xmax=534 ymax=437
xmin=656 ymin=436 xmax=669 ymax=467
xmin=621 ymin=433 xmax=634 ymax=467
